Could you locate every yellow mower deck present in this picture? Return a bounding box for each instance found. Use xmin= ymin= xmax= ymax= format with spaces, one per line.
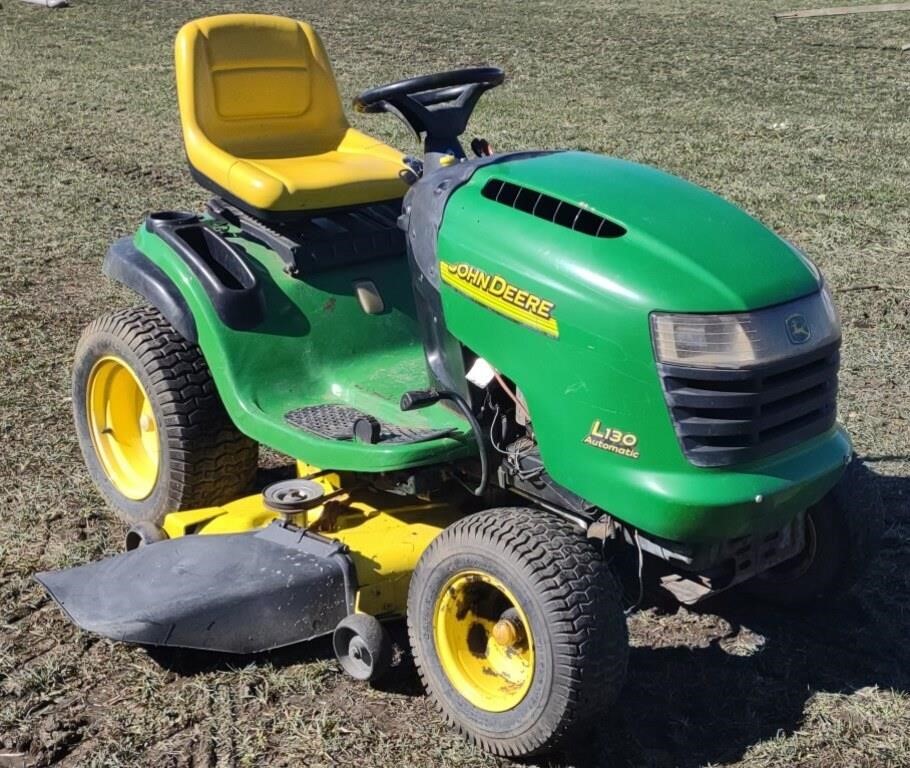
xmin=162 ymin=463 xmax=467 ymax=617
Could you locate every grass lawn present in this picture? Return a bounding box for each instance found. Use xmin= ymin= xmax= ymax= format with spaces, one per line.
xmin=2 ymin=1 xmax=909 ymax=766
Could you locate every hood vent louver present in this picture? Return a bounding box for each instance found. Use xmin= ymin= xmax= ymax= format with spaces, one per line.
xmin=481 ymin=179 xmax=626 ymax=238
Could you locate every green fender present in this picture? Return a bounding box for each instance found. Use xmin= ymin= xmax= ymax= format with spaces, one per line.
xmin=127 ymin=218 xmax=473 ymax=473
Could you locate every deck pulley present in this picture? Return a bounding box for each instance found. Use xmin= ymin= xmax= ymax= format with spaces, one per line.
xmin=263 ymin=478 xmax=326 ymax=525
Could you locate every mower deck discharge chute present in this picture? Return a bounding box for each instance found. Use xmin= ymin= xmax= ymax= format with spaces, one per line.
xmin=38 ymin=12 xmax=882 ymax=757
xmin=36 ymin=523 xmax=354 ymax=655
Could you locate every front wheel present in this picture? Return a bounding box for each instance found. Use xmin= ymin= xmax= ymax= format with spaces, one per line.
xmin=73 ymin=306 xmax=258 ymax=524
xmin=744 ymin=458 xmax=883 ymax=606
xmin=407 ymin=508 xmax=628 ymax=757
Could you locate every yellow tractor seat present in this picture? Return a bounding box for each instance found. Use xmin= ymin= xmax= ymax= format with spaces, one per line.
xmin=175 ymin=14 xmax=409 ymax=215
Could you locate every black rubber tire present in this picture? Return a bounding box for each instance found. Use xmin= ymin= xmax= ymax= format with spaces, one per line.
xmin=744 ymin=457 xmax=884 ymax=606
xmin=73 ymin=305 xmax=258 ymax=524
xmin=407 ymin=507 xmax=628 ymax=757
xmin=333 ymin=613 xmax=393 ymax=683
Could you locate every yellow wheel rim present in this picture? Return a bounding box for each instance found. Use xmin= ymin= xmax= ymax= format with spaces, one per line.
xmin=86 ymin=355 xmax=159 ymax=500
xmin=433 ymin=570 xmax=535 ymax=712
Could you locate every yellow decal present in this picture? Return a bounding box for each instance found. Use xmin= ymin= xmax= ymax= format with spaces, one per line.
xmin=440 ymin=261 xmax=559 ymax=338
xmin=583 ymin=420 xmax=640 ymax=459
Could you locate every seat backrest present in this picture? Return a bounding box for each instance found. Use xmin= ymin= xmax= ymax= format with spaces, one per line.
xmin=175 ymin=14 xmax=350 ymax=159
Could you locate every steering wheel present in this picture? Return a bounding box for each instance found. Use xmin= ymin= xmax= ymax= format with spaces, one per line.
xmin=353 ymin=67 xmax=505 ymax=144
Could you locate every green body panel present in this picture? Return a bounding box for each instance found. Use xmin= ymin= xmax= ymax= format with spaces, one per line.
xmin=436 ymin=151 xmax=849 ymax=543
xmin=131 ymin=150 xmax=850 ymax=545
xmin=134 ymin=223 xmax=472 ymax=472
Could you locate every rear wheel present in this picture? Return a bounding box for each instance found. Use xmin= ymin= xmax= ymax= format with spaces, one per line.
xmin=407 ymin=508 xmax=628 ymax=757
xmin=73 ymin=306 xmax=258 ymax=524
xmin=744 ymin=458 xmax=883 ymax=606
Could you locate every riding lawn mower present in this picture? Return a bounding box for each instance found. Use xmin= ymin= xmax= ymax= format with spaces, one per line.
xmin=36 ymin=13 xmax=882 ymax=757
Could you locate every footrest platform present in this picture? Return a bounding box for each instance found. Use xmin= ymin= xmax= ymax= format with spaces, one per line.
xmin=285 ymin=404 xmax=456 ymax=445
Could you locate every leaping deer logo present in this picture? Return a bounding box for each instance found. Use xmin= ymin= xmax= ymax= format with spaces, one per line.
xmin=785 ymin=313 xmax=812 ymax=345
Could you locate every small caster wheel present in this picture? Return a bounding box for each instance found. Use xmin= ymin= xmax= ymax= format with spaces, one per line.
xmin=125 ymin=521 xmax=168 ymax=550
xmin=332 ymin=613 xmax=392 ymax=682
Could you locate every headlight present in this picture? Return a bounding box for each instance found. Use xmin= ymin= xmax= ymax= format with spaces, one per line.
xmin=651 ymin=286 xmax=840 ymax=368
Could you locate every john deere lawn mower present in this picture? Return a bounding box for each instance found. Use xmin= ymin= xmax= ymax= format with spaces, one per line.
xmin=37 ymin=13 xmax=882 ymax=757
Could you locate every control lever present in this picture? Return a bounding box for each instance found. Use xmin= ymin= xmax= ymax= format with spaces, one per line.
xmin=400 ymin=389 xmax=441 ymax=411
xmin=400 ymin=388 xmax=488 ymax=496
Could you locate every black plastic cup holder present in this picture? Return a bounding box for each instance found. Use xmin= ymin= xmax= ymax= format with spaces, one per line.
xmin=147 ymin=210 xmax=199 ymax=227
xmin=145 ymin=213 xmax=264 ymax=331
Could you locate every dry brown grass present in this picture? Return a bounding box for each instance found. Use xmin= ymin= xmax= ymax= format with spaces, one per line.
xmin=1 ymin=1 xmax=909 ymax=766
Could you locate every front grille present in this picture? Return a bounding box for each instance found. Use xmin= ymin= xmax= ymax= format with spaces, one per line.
xmin=658 ymin=341 xmax=840 ymax=467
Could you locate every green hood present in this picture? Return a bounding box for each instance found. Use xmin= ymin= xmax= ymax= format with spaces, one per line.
xmin=435 ymin=150 xmax=841 ymax=543
xmin=466 ymin=151 xmax=819 ymax=313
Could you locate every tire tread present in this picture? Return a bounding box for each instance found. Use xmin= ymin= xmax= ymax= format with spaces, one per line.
xmin=75 ymin=306 xmax=257 ymax=519
xmin=407 ymin=507 xmax=628 ymax=757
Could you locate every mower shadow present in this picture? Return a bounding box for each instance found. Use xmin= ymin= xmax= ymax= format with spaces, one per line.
xmin=580 ymin=460 xmax=910 ymax=768
xmin=145 ymin=634 xmax=334 ymax=676
xmin=145 ymin=619 xmax=426 ymax=696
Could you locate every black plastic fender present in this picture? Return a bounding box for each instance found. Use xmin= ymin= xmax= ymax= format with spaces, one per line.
xmin=103 ymin=235 xmax=198 ymax=343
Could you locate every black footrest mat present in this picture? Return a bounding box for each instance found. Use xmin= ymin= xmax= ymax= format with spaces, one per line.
xmin=285 ymin=404 xmax=456 ymax=445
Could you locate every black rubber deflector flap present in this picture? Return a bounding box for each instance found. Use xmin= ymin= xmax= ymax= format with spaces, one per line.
xmin=35 ymin=523 xmax=355 ymax=655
